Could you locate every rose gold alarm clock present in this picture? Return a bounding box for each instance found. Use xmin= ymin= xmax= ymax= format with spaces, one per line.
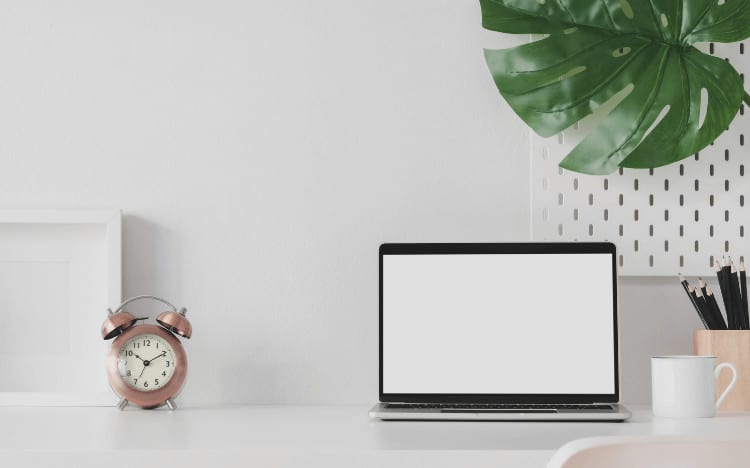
xmin=101 ymin=295 xmax=192 ymax=410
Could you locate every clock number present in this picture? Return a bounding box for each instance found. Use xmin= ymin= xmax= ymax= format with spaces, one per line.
xmin=154 ymin=379 xmax=159 ymax=386
xmin=133 ymin=342 xmax=139 ymax=349
xmin=156 ymin=342 xmax=159 ymax=349
xmin=126 ymin=370 xmax=131 ymax=377
xmin=126 ymin=350 xmax=134 ymax=357
xmin=165 ymin=361 xmax=170 ymax=367
xmin=161 ymin=351 xmax=166 ymax=357
xmin=143 ymin=339 xmax=151 ymax=347
xmin=162 ymin=371 xmax=166 ymax=377
xmin=134 ymin=378 xmax=138 ymax=385
xmin=144 ymin=381 xmax=148 ymax=388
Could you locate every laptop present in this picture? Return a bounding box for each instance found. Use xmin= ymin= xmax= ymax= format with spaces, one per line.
xmin=369 ymin=242 xmax=631 ymax=421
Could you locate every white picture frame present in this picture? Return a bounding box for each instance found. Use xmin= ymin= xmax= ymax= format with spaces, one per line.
xmin=0 ymin=209 xmax=121 ymax=406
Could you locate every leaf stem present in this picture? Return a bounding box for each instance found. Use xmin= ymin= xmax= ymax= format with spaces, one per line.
xmin=744 ymin=91 xmax=750 ymax=108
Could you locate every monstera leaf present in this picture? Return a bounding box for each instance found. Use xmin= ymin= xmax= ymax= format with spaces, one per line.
xmin=481 ymin=0 xmax=750 ymax=175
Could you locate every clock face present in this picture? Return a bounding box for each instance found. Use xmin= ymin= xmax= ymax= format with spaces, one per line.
xmin=117 ymin=333 xmax=177 ymax=392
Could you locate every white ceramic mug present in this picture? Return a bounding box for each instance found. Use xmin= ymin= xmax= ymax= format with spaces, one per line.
xmin=652 ymin=355 xmax=738 ymax=418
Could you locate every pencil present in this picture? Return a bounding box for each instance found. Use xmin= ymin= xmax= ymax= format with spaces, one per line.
xmin=679 ymin=274 xmax=710 ymax=329
xmin=730 ymin=261 xmax=744 ymax=330
xmin=694 ymin=287 xmax=718 ymax=330
xmin=698 ymin=278 xmax=708 ymax=297
xmin=716 ymin=261 xmax=735 ymax=329
xmin=741 ymin=261 xmax=749 ymax=330
xmin=706 ymin=286 xmax=728 ymax=329
xmin=697 ymin=277 xmax=716 ymax=327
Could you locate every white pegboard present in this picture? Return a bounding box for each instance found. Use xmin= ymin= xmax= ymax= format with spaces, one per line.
xmin=531 ymin=41 xmax=750 ymax=276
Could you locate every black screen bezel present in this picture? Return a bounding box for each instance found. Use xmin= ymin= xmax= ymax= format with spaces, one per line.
xmin=379 ymin=242 xmax=620 ymax=404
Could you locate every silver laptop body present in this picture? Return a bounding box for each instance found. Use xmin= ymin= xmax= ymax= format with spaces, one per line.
xmin=370 ymin=243 xmax=630 ymax=422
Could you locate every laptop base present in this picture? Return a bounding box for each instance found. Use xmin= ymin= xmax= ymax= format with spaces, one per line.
xmin=369 ymin=403 xmax=631 ymax=421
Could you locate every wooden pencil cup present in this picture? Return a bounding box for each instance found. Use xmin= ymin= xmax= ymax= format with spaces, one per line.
xmin=694 ymin=330 xmax=750 ymax=411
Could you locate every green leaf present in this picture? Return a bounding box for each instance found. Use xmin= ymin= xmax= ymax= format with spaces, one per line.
xmin=481 ymin=0 xmax=749 ymax=175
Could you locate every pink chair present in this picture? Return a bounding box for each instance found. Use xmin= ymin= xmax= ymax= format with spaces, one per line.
xmin=547 ymin=436 xmax=750 ymax=468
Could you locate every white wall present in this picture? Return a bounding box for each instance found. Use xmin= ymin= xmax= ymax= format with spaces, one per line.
xmin=0 ymin=0 xmax=694 ymax=405
xmin=0 ymin=1 xmax=529 ymax=404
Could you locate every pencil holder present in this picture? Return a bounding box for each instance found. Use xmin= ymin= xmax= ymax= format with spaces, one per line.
xmin=694 ymin=330 xmax=750 ymax=411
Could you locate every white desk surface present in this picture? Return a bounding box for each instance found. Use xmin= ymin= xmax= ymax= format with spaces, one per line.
xmin=1 ymin=405 xmax=749 ymax=468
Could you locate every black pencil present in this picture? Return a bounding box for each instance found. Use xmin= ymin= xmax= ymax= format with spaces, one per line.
xmin=717 ymin=260 xmax=736 ymax=329
xmin=730 ymin=261 xmax=744 ymax=330
xmin=698 ymin=278 xmax=708 ymax=297
xmin=697 ymin=277 xmax=716 ymax=327
xmin=694 ymin=286 xmax=717 ymax=330
xmin=741 ymin=261 xmax=749 ymax=330
xmin=706 ymin=286 xmax=728 ymax=329
xmin=679 ymin=274 xmax=710 ymax=329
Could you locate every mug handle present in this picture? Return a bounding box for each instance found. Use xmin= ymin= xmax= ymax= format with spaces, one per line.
xmin=714 ymin=362 xmax=738 ymax=410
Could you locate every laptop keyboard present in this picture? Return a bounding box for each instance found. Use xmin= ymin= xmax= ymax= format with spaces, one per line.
xmin=385 ymin=403 xmax=614 ymax=411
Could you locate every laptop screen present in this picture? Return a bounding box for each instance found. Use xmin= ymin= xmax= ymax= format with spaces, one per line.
xmin=380 ymin=243 xmax=618 ymax=402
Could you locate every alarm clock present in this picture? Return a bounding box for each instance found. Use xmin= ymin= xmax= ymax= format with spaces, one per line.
xmin=101 ymin=295 xmax=192 ymax=410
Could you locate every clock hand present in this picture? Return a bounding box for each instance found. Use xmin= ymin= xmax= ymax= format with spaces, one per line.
xmin=136 ymin=354 xmax=153 ymax=379
xmin=148 ymin=351 xmax=167 ymax=362
xmin=133 ymin=354 xmax=144 ymax=362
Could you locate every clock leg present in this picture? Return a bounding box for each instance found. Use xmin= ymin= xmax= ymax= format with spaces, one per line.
xmin=117 ymin=398 xmax=129 ymax=411
xmin=166 ymin=398 xmax=177 ymax=411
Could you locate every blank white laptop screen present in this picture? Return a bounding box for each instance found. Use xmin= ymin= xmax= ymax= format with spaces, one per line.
xmin=382 ymin=253 xmax=616 ymax=395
